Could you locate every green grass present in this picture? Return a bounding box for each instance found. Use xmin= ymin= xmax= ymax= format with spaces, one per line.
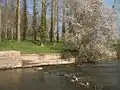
xmin=0 ymin=40 xmax=63 ymax=54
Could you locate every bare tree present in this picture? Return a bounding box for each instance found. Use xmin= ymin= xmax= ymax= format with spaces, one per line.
xmin=40 ymin=0 xmax=47 ymax=46
xmin=3 ymin=0 xmax=8 ymax=39
xmin=33 ymin=0 xmax=37 ymax=41
xmin=0 ymin=3 xmax=2 ymax=42
xmin=50 ymin=0 xmax=54 ymax=42
xmin=16 ymin=0 xmax=21 ymax=42
xmin=53 ymin=0 xmax=59 ymax=42
xmin=56 ymin=0 xmax=59 ymax=42
xmin=62 ymin=0 xmax=65 ymax=42
xmin=2 ymin=0 xmax=16 ymax=40
xmin=22 ymin=0 xmax=28 ymax=40
xmin=50 ymin=0 xmax=59 ymax=42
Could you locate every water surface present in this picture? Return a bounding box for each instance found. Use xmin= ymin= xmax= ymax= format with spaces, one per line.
xmin=0 ymin=60 xmax=119 ymax=90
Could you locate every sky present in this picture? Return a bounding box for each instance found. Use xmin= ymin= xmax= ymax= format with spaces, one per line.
xmin=104 ymin=0 xmax=113 ymax=7
xmin=27 ymin=0 xmax=114 ymax=13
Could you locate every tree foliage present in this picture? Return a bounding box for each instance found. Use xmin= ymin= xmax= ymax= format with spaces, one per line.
xmin=64 ymin=0 xmax=118 ymax=62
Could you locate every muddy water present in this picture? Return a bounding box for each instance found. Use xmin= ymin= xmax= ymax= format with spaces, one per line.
xmin=0 ymin=60 xmax=119 ymax=90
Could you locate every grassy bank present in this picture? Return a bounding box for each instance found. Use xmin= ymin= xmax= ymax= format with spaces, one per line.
xmin=0 ymin=40 xmax=63 ymax=53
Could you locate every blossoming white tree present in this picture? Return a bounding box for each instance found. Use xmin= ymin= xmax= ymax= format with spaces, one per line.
xmin=64 ymin=0 xmax=118 ymax=62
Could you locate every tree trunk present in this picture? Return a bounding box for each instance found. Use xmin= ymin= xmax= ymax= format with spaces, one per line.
xmin=62 ymin=0 xmax=65 ymax=42
xmin=11 ymin=28 xmax=14 ymax=40
xmin=33 ymin=0 xmax=37 ymax=41
xmin=5 ymin=26 xmax=8 ymax=39
xmin=4 ymin=0 xmax=8 ymax=40
xmin=53 ymin=0 xmax=58 ymax=43
xmin=117 ymin=52 xmax=120 ymax=60
xmin=50 ymin=0 xmax=54 ymax=42
xmin=56 ymin=0 xmax=59 ymax=42
xmin=40 ymin=0 xmax=47 ymax=45
xmin=23 ymin=0 xmax=28 ymax=40
xmin=8 ymin=24 xmax=11 ymax=40
xmin=16 ymin=0 xmax=21 ymax=43
xmin=0 ymin=4 xmax=2 ymax=42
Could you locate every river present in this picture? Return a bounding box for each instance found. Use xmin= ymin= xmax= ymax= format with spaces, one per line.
xmin=0 ymin=60 xmax=119 ymax=90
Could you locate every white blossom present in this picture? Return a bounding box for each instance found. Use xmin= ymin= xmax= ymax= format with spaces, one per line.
xmin=64 ymin=0 xmax=118 ymax=62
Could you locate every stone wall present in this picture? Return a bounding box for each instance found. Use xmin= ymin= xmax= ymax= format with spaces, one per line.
xmin=0 ymin=51 xmax=22 ymax=69
xmin=0 ymin=51 xmax=75 ymax=69
xmin=21 ymin=53 xmax=75 ymax=67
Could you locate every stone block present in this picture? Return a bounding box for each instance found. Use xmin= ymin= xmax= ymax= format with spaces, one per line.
xmin=0 ymin=51 xmax=22 ymax=69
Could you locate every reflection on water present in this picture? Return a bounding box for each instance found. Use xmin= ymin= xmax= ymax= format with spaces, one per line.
xmin=0 ymin=60 xmax=119 ymax=90
xmin=77 ymin=60 xmax=120 ymax=90
xmin=0 ymin=65 xmax=79 ymax=90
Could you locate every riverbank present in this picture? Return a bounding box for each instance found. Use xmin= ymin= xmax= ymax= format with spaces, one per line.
xmin=0 ymin=40 xmax=63 ymax=53
xmin=0 ymin=51 xmax=75 ymax=69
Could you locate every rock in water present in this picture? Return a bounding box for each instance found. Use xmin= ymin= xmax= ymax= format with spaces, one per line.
xmin=73 ymin=75 xmax=79 ymax=81
xmin=79 ymin=81 xmax=90 ymax=88
xmin=64 ymin=74 xmax=69 ymax=77
xmin=71 ymin=79 xmax=75 ymax=82
xmin=34 ymin=67 xmax=43 ymax=71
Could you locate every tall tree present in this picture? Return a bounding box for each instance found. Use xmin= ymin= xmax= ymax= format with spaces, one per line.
xmin=56 ymin=0 xmax=59 ymax=42
xmin=40 ymin=0 xmax=47 ymax=46
xmin=49 ymin=0 xmax=54 ymax=42
xmin=23 ymin=0 xmax=28 ymax=40
xmin=0 ymin=3 xmax=2 ymax=42
xmin=16 ymin=0 xmax=21 ymax=42
xmin=4 ymin=0 xmax=8 ymax=39
xmin=62 ymin=0 xmax=65 ymax=42
xmin=33 ymin=0 xmax=37 ymax=41
xmin=50 ymin=0 xmax=59 ymax=42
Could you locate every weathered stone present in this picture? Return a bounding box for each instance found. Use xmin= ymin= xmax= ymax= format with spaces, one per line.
xmin=0 ymin=51 xmax=75 ymax=69
xmin=0 ymin=51 xmax=22 ymax=69
xmin=34 ymin=67 xmax=43 ymax=71
xmin=22 ymin=53 xmax=75 ymax=67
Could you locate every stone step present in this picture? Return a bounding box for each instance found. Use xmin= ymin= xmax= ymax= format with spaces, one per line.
xmin=23 ymin=61 xmax=74 ymax=67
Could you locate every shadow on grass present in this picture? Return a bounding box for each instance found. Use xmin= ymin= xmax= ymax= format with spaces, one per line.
xmin=49 ymin=43 xmax=64 ymax=53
